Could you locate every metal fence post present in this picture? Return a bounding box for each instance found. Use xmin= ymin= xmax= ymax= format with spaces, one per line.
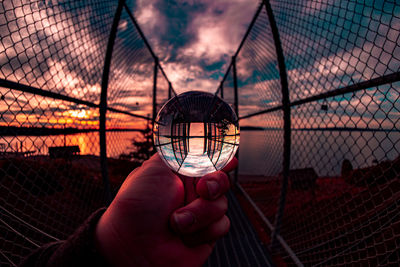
xmin=100 ymin=0 xmax=124 ymax=204
xmin=232 ymin=56 xmax=239 ymax=117
xmin=168 ymin=81 xmax=172 ymax=99
xmin=153 ymin=58 xmax=159 ymax=122
xmin=232 ymin=56 xmax=239 ymax=184
xmin=262 ymin=0 xmax=292 ymax=253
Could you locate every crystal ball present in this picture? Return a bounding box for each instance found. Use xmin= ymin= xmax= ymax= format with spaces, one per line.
xmin=153 ymin=91 xmax=240 ymax=177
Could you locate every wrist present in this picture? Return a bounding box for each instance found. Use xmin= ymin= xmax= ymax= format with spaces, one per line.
xmin=95 ymin=210 xmax=122 ymax=266
xmin=94 ymin=208 xmax=151 ymax=267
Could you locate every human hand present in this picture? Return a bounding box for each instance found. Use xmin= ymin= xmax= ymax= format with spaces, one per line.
xmin=95 ymin=154 xmax=238 ymax=267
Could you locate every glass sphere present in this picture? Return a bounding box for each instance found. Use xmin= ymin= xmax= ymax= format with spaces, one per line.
xmin=153 ymin=91 xmax=240 ymax=177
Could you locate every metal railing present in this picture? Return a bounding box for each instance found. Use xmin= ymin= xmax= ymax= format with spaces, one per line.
xmin=217 ymin=0 xmax=400 ymax=265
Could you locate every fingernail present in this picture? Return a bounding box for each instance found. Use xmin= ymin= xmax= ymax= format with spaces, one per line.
xmin=207 ymin=180 xmax=219 ymax=198
xmin=174 ymin=211 xmax=194 ymax=230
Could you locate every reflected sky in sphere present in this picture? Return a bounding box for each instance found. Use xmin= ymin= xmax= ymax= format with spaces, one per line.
xmin=153 ymin=91 xmax=240 ymax=177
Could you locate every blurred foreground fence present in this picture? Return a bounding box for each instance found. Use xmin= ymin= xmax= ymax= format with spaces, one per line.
xmin=0 ymin=0 xmax=175 ymax=265
xmin=217 ymin=0 xmax=400 ymax=265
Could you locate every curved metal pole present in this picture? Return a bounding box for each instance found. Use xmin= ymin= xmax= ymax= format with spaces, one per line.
xmin=262 ymin=0 xmax=293 ymax=258
xmin=123 ymin=3 xmax=178 ymax=98
xmin=153 ymin=58 xmax=159 ymax=121
xmin=168 ymin=82 xmax=172 ymax=99
xmin=214 ymin=3 xmax=263 ymax=95
xmin=232 ymin=56 xmax=239 ymax=118
xmin=99 ymin=0 xmax=124 ymax=204
xmin=232 ymin=56 xmax=240 ymax=183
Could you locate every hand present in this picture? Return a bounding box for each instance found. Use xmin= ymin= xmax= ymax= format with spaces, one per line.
xmin=95 ymin=154 xmax=238 ymax=267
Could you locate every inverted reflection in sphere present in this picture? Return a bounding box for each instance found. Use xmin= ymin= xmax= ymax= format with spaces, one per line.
xmin=153 ymin=91 xmax=240 ymax=177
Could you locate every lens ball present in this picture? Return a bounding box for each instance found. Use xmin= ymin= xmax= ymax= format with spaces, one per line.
xmin=153 ymin=91 xmax=240 ymax=177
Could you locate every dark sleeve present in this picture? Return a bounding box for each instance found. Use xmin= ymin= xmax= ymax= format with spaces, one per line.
xmin=20 ymin=207 xmax=109 ymax=267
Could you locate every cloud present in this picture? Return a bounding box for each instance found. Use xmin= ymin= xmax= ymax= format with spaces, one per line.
xmin=0 ymin=1 xmax=156 ymax=128
xmin=181 ymin=0 xmax=259 ymax=62
xmin=230 ymin=14 xmax=400 ymax=128
xmin=0 ymin=0 xmax=113 ymax=103
xmin=135 ymin=0 xmax=167 ymax=35
xmin=131 ymin=0 xmax=260 ymax=93
xmin=160 ymin=60 xmax=220 ymax=93
xmin=3 ymin=0 xmax=398 ymax=132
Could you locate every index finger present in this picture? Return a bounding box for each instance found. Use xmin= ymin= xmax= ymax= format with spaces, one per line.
xmin=222 ymin=157 xmax=238 ymax=173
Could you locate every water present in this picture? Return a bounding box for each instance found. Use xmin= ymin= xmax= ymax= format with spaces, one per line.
xmin=2 ymin=129 xmax=398 ymax=178
xmin=239 ymin=129 xmax=400 ymax=177
xmin=0 ymin=131 xmax=142 ymax=158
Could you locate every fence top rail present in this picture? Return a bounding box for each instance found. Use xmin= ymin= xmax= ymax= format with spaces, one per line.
xmin=239 ymin=72 xmax=400 ymax=120
xmin=0 ymin=78 xmax=98 ymax=108
xmin=0 ymin=78 xmax=153 ymax=121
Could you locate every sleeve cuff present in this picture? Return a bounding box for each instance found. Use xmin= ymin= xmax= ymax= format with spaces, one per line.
xmin=45 ymin=207 xmax=108 ymax=267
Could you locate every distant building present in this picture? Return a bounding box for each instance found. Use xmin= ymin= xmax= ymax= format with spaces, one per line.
xmin=48 ymin=146 xmax=80 ymax=158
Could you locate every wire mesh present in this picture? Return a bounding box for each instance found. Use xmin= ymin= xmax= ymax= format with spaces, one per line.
xmin=107 ymin=7 xmax=154 ymax=118
xmin=2 ymin=0 xmax=399 ymax=265
xmin=235 ymin=7 xmax=282 ymax=119
xmin=0 ymin=1 xmax=112 ymax=264
xmin=273 ymin=0 xmax=400 ymax=265
xmin=220 ymin=0 xmax=400 ymax=265
xmin=0 ymin=1 xmax=173 ymax=265
xmin=219 ymin=5 xmax=286 ymax=232
xmin=272 ymin=0 xmax=400 ymax=101
xmin=220 ymin=66 xmax=235 ymax=107
xmin=156 ymin=67 xmax=170 ymax=113
xmin=0 ymin=0 xmax=116 ymax=103
xmin=238 ymin=112 xmax=283 ymax=233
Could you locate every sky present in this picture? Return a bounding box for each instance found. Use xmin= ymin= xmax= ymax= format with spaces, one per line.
xmin=0 ymin=0 xmax=399 ymax=164
xmin=0 ymin=0 xmax=399 ymax=131
xmin=0 ymin=0 xmax=260 ymax=129
xmin=129 ymin=0 xmax=260 ymax=93
xmin=119 ymin=0 xmax=400 ymax=129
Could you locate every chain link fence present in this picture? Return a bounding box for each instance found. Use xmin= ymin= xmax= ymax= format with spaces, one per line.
xmin=0 ymin=0 xmax=174 ymax=265
xmin=220 ymin=0 xmax=400 ymax=265
xmin=2 ymin=0 xmax=400 ymax=266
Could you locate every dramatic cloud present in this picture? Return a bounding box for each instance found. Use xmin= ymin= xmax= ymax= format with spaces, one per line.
xmin=1 ymin=0 xmax=399 ymax=132
xmin=0 ymin=0 xmax=157 ymax=129
xmin=181 ymin=0 xmax=257 ymax=62
xmin=132 ymin=0 xmax=260 ymax=93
